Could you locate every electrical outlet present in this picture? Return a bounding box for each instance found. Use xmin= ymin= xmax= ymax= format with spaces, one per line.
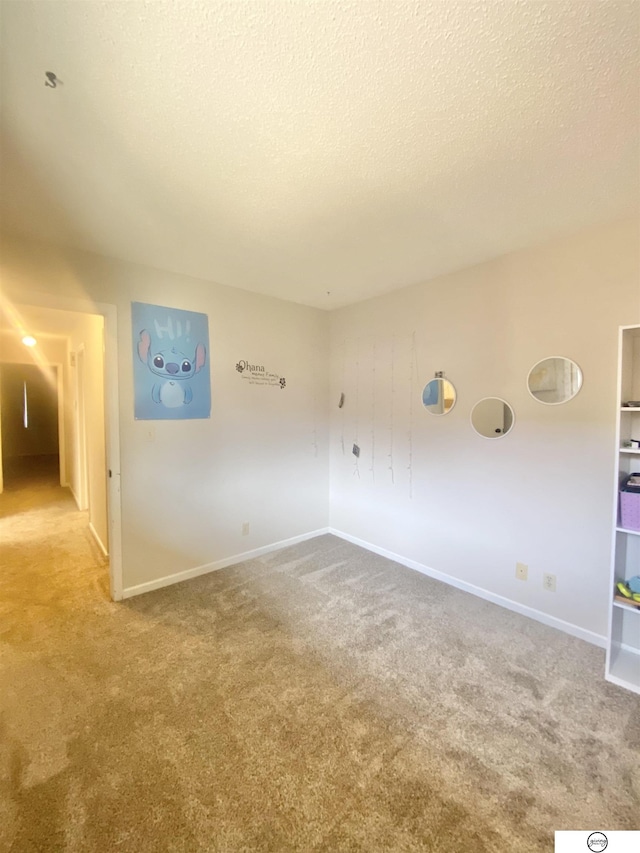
xmin=543 ymin=573 xmax=556 ymax=592
xmin=242 ymin=521 xmax=250 ymax=536
xmin=516 ymin=562 xmax=528 ymax=581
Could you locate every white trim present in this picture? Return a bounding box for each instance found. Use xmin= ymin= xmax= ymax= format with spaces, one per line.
xmin=0 ymin=367 xmax=3 ymax=494
xmin=329 ymin=528 xmax=607 ymax=649
xmin=54 ymin=362 xmax=67 ymax=487
xmin=74 ymin=344 xmax=89 ymax=511
xmin=102 ymin=303 xmax=122 ymax=601
xmin=69 ymin=484 xmax=82 ymax=511
xmin=89 ymin=521 xmax=109 ymax=557
xmin=122 ymin=528 xmax=330 ymax=599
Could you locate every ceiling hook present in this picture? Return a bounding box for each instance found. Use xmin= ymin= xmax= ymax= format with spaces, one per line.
xmin=45 ymin=71 xmax=57 ymax=88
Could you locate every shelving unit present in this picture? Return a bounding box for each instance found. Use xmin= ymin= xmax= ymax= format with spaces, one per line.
xmin=616 ymin=527 xmax=640 ymax=537
xmin=613 ymin=595 xmax=640 ymax=612
xmin=606 ymin=325 xmax=640 ymax=694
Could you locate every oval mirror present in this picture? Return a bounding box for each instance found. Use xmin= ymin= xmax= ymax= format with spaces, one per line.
xmin=527 ymin=357 xmax=582 ymax=405
xmin=471 ymin=397 xmax=515 ymax=439
xmin=422 ymin=378 xmax=457 ymax=415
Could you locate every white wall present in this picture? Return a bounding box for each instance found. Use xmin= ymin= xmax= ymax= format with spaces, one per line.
xmin=0 ymin=234 xmax=331 ymax=591
xmin=1 ymin=219 xmax=637 ymax=640
xmin=330 ymin=218 xmax=640 ymax=641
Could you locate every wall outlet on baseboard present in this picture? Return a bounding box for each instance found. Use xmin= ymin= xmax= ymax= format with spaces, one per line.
xmin=543 ymin=573 xmax=556 ymax=592
xmin=242 ymin=521 xmax=250 ymax=536
xmin=516 ymin=562 xmax=528 ymax=581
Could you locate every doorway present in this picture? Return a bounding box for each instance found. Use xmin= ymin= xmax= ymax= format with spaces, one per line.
xmin=0 ymin=363 xmax=60 ymax=489
xmin=0 ymin=297 xmax=122 ymax=600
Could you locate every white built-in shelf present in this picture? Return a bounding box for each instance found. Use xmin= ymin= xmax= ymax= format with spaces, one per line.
xmin=616 ymin=526 xmax=640 ymax=537
xmin=608 ymin=646 xmax=640 ymax=695
xmin=613 ymin=595 xmax=640 ymax=613
xmin=607 ymin=325 xmax=640 ymax=695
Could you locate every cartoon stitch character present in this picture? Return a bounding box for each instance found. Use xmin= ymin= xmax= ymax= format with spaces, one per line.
xmin=137 ymin=330 xmax=206 ymax=408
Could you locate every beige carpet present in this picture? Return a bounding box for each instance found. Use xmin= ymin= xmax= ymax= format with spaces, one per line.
xmin=1 ymin=471 xmax=639 ymax=852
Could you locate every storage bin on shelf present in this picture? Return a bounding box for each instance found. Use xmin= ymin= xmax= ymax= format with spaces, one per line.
xmin=620 ymin=474 xmax=640 ymax=531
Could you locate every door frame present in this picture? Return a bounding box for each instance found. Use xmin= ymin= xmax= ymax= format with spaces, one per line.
xmin=54 ymin=362 xmax=66 ymax=488
xmin=74 ymin=345 xmax=89 ymax=511
xmin=9 ymin=292 xmax=123 ymax=601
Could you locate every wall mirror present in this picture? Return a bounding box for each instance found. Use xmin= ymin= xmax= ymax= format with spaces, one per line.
xmin=422 ymin=376 xmax=456 ymax=415
xmin=527 ymin=357 xmax=582 ymax=405
xmin=471 ymin=397 xmax=515 ymax=439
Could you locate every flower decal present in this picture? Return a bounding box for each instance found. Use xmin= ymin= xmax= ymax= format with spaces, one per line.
xmin=236 ymin=362 xmax=245 ymax=373
xmin=279 ymin=377 xmax=286 ymax=389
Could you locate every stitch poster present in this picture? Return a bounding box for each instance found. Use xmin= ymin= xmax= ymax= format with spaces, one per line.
xmin=132 ymin=302 xmax=211 ymax=420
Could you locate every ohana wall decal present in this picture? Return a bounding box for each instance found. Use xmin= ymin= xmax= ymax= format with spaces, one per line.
xmin=235 ymin=359 xmax=287 ymax=389
xmin=132 ymin=302 xmax=211 ymax=420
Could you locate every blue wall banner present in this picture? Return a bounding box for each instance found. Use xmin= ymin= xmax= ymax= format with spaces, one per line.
xmin=132 ymin=302 xmax=211 ymax=420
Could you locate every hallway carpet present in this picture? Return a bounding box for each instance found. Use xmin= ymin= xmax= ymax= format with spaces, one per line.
xmin=1 ymin=481 xmax=639 ymax=852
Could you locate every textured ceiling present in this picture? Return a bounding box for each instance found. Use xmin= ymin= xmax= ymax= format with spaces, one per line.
xmin=0 ymin=1 xmax=638 ymax=309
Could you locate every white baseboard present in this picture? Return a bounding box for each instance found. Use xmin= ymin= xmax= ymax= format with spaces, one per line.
xmin=70 ymin=487 xmax=89 ymax=513
xmin=329 ymin=528 xmax=607 ymax=649
xmin=89 ymin=522 xmax=109 ymax=558
xmin=122 ymin=527 xmax=331 ymax=599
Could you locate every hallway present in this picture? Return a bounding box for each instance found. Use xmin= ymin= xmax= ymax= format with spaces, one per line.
xmin=0 ymin=462 xmax=109 ymax=601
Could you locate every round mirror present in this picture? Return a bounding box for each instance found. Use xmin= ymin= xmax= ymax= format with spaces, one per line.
xmin=422 ymin=377 xmax=456 ymax=415
xmin=527 ymin=357 xmax=582 ymax=405
xmin=471 ymin=397 xmax=515 ymax=439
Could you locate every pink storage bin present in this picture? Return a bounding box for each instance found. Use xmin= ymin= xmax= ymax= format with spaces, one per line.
xmin=620 ymin=490 xmax=640 ymax=531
